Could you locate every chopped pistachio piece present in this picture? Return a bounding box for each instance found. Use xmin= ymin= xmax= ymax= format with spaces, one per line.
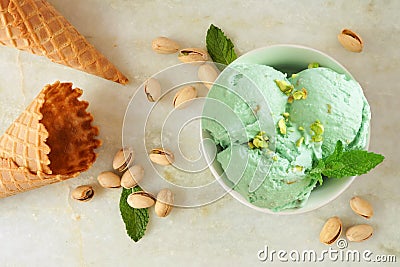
xmin=298 ymin=126 xmax=305 ymax=131
xmin=296 ymin=137 xmax=304 ymax=147
xmin=287 ymin=95 xmax=294 ymax=103
xmin=308 ymin=62 xmax=320 ymax=69
xmin=291 ymin=73 xmax=298 ymax=79
xmin=283 ymin=112 xmax=290 ymax=118
xmin=272 ymin=155 xmax=278 ymax=161
xmin=310 ymin=120 xmax=324 ymax=135
xmin=249 ymin=131 xmax=269 ymax=149
xmin=278 ymin=119 xmax=287 ymax=135
xmin=310 ymin=120 xmax=324 ymax=142
xmin=274 ymin=80 xmax=294 ymax=95
xmin=292 ymin=88 xmax=307 ymax=100
xmin=312 ymin=135 xmax=323 ymax=142
xmin=301 ymin=88 xmax=308 ymax=99
xmin=248 ymin=141 xmax=255 ymax=149
xmin=292 ymin=91 xmax=304 ymax=100
xmin=294 ymin=165 xmax=304 ymax=172
xmin=327 ymin=104 xmax=332 ymax=114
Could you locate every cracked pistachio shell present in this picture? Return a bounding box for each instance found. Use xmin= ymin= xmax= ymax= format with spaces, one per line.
xmin=350 ymin=196 xmax=373 ymax=219
xmin=319 ymin=216 xmax=342 ymax=245
xmin=121 ymin=165 xmax=144 ymax=189
xmin=173 ymin=85 xmax=197 ymax=109
xmin=198 ymin=64 xmax=219 ymax=89
xmin=127 ymin=191 xmax=155 ymax=208
xmin=149 ymin=148 xmax=174 ymax=166
xmin=72 ymin=185 xmax=94 ymax=201
xmin=144 ymin=78 xmax=162 ymax=102
xmin=178 ymin=48 xmax=208 ymax=63
xmin=97 ymin=171 xmax=121 ymax=188
xmin=113 ymin=148 xmax=134 ymax=173
xmin=155 ymin=188 xmax=174 ymax=217
xmin=337 ymin=28 xmax=363 ymax=52
xmin=346 ymin=224 xmax=373 ymax=242
xmin=152 ymin=37 xmax=180 ymax=54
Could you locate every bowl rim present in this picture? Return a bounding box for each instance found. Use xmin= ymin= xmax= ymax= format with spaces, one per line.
xmin=201 ymin=44 xmax=364 ymax=215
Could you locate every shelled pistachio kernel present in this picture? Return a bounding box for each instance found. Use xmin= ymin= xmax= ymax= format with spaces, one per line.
xmin=173 ymin=85 xmax=197 ymax=109
xmin=149 ymin=148 xmax=175 ymax=166
xmin=113 ymin=147 xmax=134 ymax=172
xmin=155 ymin=188 xmax=174 ymax=217
xmin=319 ymin=216 xmax=342 ymax=245
xmin=151 ymin=36 xmax=180 ymax=54
xmin=97 ymin=171 xmax=121 ymax=188
xmin=127 ymin=191 xmax=155 ymax=208
xmin=72 ymin=185 xmax=94 ymax=201
xmin=121 ymin=165 xmax=144 ymax=189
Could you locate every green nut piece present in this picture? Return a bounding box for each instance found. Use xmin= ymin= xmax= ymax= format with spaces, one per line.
xmin=311 ymin=120 xmax=324 ymax=135
xmin=296 ymin=137 xmax=305 ymax=147
xmin=250 ymin=131 xmax=269 ymax=149
xmin=274 ymin=80 xmax=294 ymax=95
xmin=278 ymin=119 xmax=287 ymax=135
xmin=308 ymin=62 xmax=320 ymax=69
xmin=310 ymin=120 xmax=324 ymax=142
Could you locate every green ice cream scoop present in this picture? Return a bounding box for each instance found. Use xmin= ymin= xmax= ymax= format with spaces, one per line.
xmin=202 ymin=62 xmax=371 ymax=211
xmin=288 ymin=67 xmax=370 ymax=157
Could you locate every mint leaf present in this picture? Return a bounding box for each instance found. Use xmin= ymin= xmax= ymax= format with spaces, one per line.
xmin=322 ymin=150 xmax=384 ymax=178
xmin=311 ymin=172 xmax=324 ymax=186
xmin=309 ymin=140 xmax=384 ymax=181
xmin=206 ymin=24 xmax=237 ymax=70
xmin=324 ymin=140 xmax=344 ymax=164
xmin=120 ymin=186 xmax=149 ymax=242
xmin=310 ymin=160 xmax=325 ymax=175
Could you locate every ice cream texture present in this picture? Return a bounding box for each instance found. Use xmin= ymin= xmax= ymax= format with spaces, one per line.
xmin=202 ymin=63 xmax=370 ymax=211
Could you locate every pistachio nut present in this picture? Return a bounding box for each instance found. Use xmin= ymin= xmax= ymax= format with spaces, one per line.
xmin=97 ymin=171 xmax=121 ymax=188
xmin=149 ymin=148 xmax=174 ymax=166
xmin=155 ymin=188 xmax=174 ymax=217
xmin=178 ymin=48 xmax=208 ymax=63
xmin=151 ymin=36 xmax=180 ymax=54
xmin=127 ymin=191 xmax=155 ymax=209
xmin=144 ymin=78 xmax=162 ymax=102
xmin=198 ymin=64 xmax=219 ymax=89
xmin=319 ymin=216 xmax=342 ymax=245
xmin=346 ymin=224 xmax=373 ymax=242
xmin=173 ymin=85 xmax=197 ymax=109
xmin=121 ymin=165 xmax=144 ymax=189
xmin=71 ymin=185 xmax=94 ymax=201
xmin=350 ymin=196 xmax=373 ymax=219
xmin=113 ymin=147 xmax=134 ymax=172
xmin=337 ymin=29 xmax=363 ymax=53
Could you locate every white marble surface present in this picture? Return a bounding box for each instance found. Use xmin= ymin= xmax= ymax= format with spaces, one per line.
xmin=0 ymin=0 xmax=399 ymax=266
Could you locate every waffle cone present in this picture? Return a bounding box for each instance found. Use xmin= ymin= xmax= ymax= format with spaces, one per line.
xmin=0 ymin=81 xmax=101 ymax=198
xmin=0 ymin=0 xmax=128 ymax=84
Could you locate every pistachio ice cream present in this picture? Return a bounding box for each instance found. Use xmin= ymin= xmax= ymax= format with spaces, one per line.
xmin=202 ymin=63 xmax=370 ymax=211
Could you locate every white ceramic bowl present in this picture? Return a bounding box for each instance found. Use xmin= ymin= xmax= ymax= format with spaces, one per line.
xmin=201 ymin=45 xmax=367 ymax=214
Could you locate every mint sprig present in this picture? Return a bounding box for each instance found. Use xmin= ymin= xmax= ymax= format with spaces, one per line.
xmin=120 ymin=186 xmax=149 ymax=242
xmin=310 ymin=141 xmax=384 ymax=185
xmin=206 ymin=24 xmax=237 ymax=70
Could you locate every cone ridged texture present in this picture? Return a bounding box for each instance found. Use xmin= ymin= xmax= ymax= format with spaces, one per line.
xmin=0 ymin=0 xmax=128 ymax=84
xmin=0 ymin=81 xmax=101 ymax=198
